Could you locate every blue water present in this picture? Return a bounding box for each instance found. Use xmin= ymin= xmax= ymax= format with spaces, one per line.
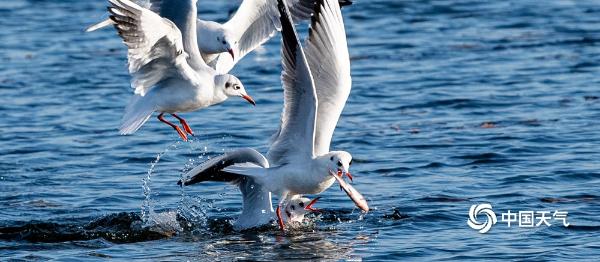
xmin=1 ymin=0 xmax=600 ymax=260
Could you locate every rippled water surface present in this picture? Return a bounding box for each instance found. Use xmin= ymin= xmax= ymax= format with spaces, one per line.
xmin=2 ymin=0 xmax=600 ymax=260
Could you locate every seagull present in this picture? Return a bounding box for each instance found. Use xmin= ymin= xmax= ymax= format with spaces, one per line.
xmin=181 ymin=0 xmax=368 ymax=232
xmin=106 ymin=0 xmax=256 ymax=141
xmin=88 ymin=0 xmax=352 ymax=74
xmin=178 ymin=148 xmax=320 ymax=230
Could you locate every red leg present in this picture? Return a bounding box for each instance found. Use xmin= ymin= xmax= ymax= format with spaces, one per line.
xmin=171 ymin=113 xmax=194 ymax=136
xmin=157 ymin=113 xmax=188 ymax=141
xmin=276 ymin=205 xmax=285 ymax=232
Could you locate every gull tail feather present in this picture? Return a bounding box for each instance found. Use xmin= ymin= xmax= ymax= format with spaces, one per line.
xmin=119 ymin=94 xmax=154 ymax=135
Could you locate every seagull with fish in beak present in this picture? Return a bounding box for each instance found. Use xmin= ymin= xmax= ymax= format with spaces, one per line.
xmin=180 ymin=0 xmax=368 ymax=232
xmin=178 ymin=148 xmax=322 ymax=230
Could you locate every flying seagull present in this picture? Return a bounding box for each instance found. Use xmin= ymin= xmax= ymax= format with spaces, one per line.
xmin=106 ymin=0 xmax=256 ymax=141
xmin=88 ymin=0 xmax=352 ymax=74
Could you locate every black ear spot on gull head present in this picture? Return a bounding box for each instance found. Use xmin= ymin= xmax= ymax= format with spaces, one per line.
xmin=291 ymin=205 xmax=295 ymax=210
xmin=330 ymin=156 xmax=334 ymax=161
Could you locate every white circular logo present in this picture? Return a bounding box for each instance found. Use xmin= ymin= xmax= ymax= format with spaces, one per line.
xmin=467 ymin=203 xmax=497 ymax=233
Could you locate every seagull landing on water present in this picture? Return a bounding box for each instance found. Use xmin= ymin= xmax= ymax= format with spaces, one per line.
xmin=105 ymin=0 xmax=256 ymax=141
xmin=88 ymin=0 xmax=352 ymax=74
xmin=180 ymin=0 xmax=368 ymax=232
xmin=178 ymin=148 xmax=320 ymax=230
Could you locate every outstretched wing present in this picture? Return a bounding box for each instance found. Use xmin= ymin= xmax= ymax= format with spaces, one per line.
xmin=179 ymin=148 xmax=269 ymax=186
xmin=108 ymin=0 xmax=203 ymax=96
xmin=287 ymin=0 xmax=352 ymax=21
xmin=149 ymin=0 xmax=209 ymax=71
xmin=85 ymin=0 xmax=152 ymax=32
xmin=179 ymin=148 xmax=274 ymax=230
xmin=266 ymin=0 xmax=317 ymax=166
xmin=213 ymin=0 xmax=278 ymax=73
xmin=304 ymin=0 xmax=351 ymax=155
xmin=213 ymin=0 xmax=350 ymax=74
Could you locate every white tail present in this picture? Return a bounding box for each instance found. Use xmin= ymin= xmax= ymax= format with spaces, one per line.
xmin=119 ymin=94 xmax=154 ymax=135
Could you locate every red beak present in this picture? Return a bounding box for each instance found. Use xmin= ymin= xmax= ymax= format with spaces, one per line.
xmin=241 ymin=94 xmax=256 ymax=106
xmin=346 ymin=172 xmax=353 ymax=182
xmin=337 ymin=170 xmax=353 ymax=182
xmin=228 ymin=48 xmax=235 ymax=60
xmin=304 ymin=197 xmax=321 ymax=212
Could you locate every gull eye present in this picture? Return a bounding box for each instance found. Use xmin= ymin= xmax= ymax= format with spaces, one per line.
xmin=298 ymin=202 xmax=304 ymax=207
xmin=234 ymin=85 xmax=240 ymax=90
xmin=337 ymin=161 xmax=342 ymax=167
xmin=330 ymin=156 xmax=334 ymax=161
xmin=222 ymin=40 xmax=227 ymax=44
xmin=291 ymin=205 xmax=295 ymax=210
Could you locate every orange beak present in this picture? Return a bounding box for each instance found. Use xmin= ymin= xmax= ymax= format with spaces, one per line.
xmin=304 ymin=197 xmax=321 ymax=212
xmin=346 ymin=172 xmax=353 ymax=182
xmin=241 ymin=94 xmax=255 ymax=106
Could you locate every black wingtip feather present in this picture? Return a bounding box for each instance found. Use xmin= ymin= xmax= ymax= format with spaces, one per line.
xmin=339 ymin=0 xmax=352 ymax=7
xmin=278 ymin=0 xmax=300 ymax=63
xmin=109 ymin=15 xmax=118 ymax=24
xmin=308 ymin=0 xmax=325 ymax=38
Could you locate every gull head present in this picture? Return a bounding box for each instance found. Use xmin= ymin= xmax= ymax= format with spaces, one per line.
xmin=284 ymin=196 xmax=320 ymax=223
xmin=326 ymin=151 xmax=353 ymax=178
xmin=216 ymin=32 xmax=236 ymax=60
xmin=217 ymin=74 xmax=255 ymax=106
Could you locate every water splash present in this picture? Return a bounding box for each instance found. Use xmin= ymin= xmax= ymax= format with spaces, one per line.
xmin=140 ymin=136 xmax=228 ymax=234
xmin=141 ymin=140 xmax=181 ymax=225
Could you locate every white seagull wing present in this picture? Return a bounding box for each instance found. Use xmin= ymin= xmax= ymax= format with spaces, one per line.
xmin=214 ymin=0 xmax=280 ymax=74
xmin=304 ymin=0 xmax=352 ymax=155
xmin=267 ymin=0 xmax=317 ymax=166
xmin=86 ymin=0 xmax=155 ymax=32
xmin=149 ymin=0 xmax=210 ymax=72
xmin=214 ymin=0 xmax=348 ymax=74
xmin=107 ymin=0 xmax=204 ymax=96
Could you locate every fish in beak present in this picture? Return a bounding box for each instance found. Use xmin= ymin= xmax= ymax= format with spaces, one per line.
xmin=330 ymin=170 xmax=369 ymax=212
xmin=337 ymin=169 xmax=353 ymax=182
